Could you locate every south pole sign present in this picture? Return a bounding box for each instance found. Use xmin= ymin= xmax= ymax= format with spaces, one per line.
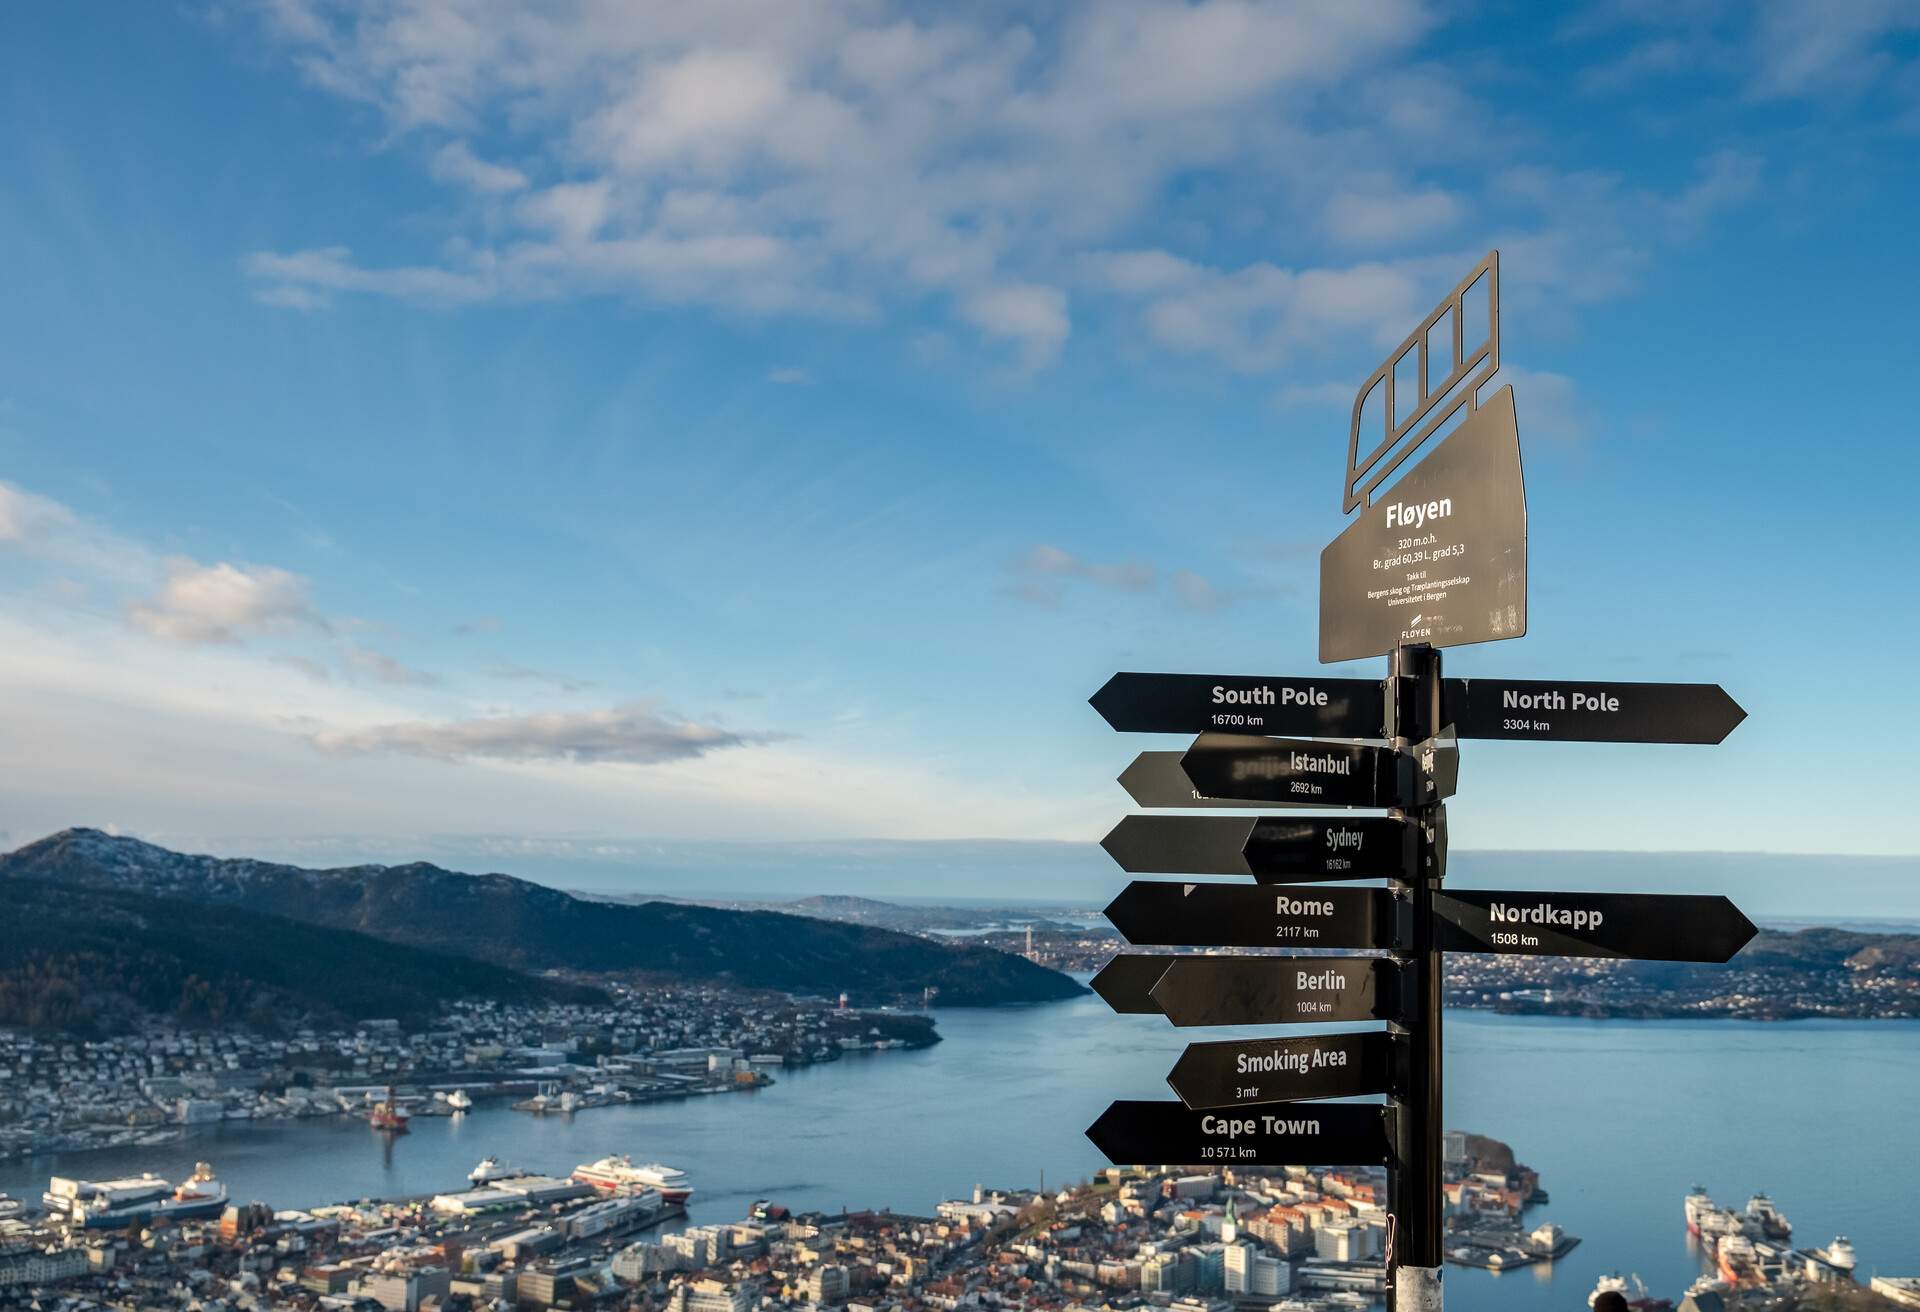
xmin=1077 ymin=250 xmax=1753 ymax=1312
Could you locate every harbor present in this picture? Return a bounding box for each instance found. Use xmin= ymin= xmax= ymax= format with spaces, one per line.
xmin=5 ymin=1001 xmax=1917 ymax=1309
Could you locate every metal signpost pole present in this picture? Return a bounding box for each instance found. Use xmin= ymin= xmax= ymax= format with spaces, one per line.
xmin=1084 ymin=251 xmax=1748 ymax=1312
xmin=1389 ymin=643 xmax=1444 ymax=1311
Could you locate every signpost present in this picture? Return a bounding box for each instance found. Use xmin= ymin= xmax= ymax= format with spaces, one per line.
xmin=1148 ymin=956 xmax=1400 ymax=1028
xmin=1085 ymin=1100 xmax=1393 ymax=1168
xmin=1166 ymin=1031 xmax=1400 ymax=1109
xmin=1104 ymin=881 xmax=1405 ymax=951
xmin=1435 ymin=890 xmax=1756 ymax=962
xmin=1102 ymin=814 xmax=1418 ymax=881
xmin=1093 ymin=675 xmax=1746 ymax=746
xmin=1440 ymin=679 xmax=1746 ymax=744
xmin=1088 ymin=953 xmax=1181 ymax=1014
xmin=1090 ymin=672 xmax=1383 ymax=738
xmin=1179 ymin=732 xmax=1457 ymax=809
xmin=1078 ymin=250 xmax=1753 ymax=1312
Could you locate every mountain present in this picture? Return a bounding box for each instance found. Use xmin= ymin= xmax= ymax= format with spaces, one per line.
xmin=1 ymin=876 xmax=603 ymax=1036
xmin=0 ymin=829 xmax=1086 ymax=1006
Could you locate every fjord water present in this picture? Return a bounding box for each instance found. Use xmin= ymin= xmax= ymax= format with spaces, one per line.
xmin=5 ymin=995 xmax=1915 ymax=1307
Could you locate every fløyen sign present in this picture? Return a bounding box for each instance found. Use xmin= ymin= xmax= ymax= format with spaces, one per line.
xmin=1085 ymin=1099 xmax=1392 ymax=1168
xmin=1319 ymin=384 xmax=1528 ymax=664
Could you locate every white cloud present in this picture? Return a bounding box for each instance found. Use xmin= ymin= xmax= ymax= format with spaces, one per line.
xmin=230 ymin=1 xmax=1782 ymax=379
xmin=1495 ymin=366 xmax=1590 ymax=446
xmin=1272 ymin=379 xmax=1355 ymax=410
xmin=127 ymin=559 xmax=327 ymax=646
xmin=429 ymin=140 xmax=528 ymax=194
xmin=0 ymin=480 xmax=73 ymax=543
xmin=343 ymin=644 xmax=439 ymax=687
xmin=1007 ymin=544 xmax=1156 ymax=606
xmin=766 ymin=367 xmax=811 ymax=385
xmin=233 ymin=0 xmax=1471 ymax=364
xmin=1324 ymin=186 xmax=1466 ymax=247
xmin=960 ymin=284 xmax=1071 ymax=372
xmin=307 ymin=702 xmax=774 ymax=765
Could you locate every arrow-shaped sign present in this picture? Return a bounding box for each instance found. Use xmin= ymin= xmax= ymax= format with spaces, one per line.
xmin=1149 ymin=956 xmax=1401 ymax=1028
xmin=1101 ymin=815 xmax=1413 ymax=881
xmin=1179 ymin=732 xmax=1457 ymax=809
xmin=1435 ymin=890 xmax=1757 ymax=962
xmin=1090 ymin=953 xmax=1181 ymax=1014
xmin=1167 ymin=1032 xmax=1401 ymax=1110
xmin=1118 ymin=752 xmax=1296 ymax=809
xmin=1090 ymin=672 xmax=1384 ymax=738
xmin=1441 ymin=679 xmax=1746 ymax=744
xmin=1086 ymin=1099 xmax=1393 ymax=1168
xmin=1090 ymin=672 xmax=1745 ymax=747
xmin=1105 ymin=882 xmax=1405 ymax=951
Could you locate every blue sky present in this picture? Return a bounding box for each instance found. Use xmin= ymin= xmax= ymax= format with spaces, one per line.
xmin=2 ymin=2 xmax=1918 ymax=904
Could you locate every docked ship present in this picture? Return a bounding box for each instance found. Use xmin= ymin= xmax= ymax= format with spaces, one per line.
xmin=1684 ymin=1186 xmax=1713 ymax=1236
xmin=1589 ymin=1273 xmax=1672 ymax=1311
xmin=468 ymin=1157 xmax=534 ymax=1185
xmin=1744 ymin=1192 xmax=1792 ymax=1240
xmin=445 ymin=1089 xmax=473 ymax=1111
xmin=368 ymin=1086 xmax=410 ymax=1133
xmin=1809 ymin=1237 xmax=1856 ymax=1274
xmin=43 ymin=1163 xmax=228 ymax=1229
xmin=1683 ymin=1187 xmax=1793 ymax=1256
xmin=572 ymin=1155 xmax=694 ymax=1203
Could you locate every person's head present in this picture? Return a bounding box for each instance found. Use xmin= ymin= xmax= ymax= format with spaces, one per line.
xmin=1593 ymin=1292 xmax=1631 ymax=1312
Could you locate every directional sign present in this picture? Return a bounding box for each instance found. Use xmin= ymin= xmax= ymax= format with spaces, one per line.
xmin=1086 ymin=1099 xmax=1392 ymax=1168
xmin=1320 ymin=385 xmax=1527 ymax=664
xmin=1442 ymin=678 xmax=1746 ymax=744
xmin=1101 ymin=815 xmax=1413 ymax=881
xmin=1435 ymin=890 xmax=1758 ymax=963
xmin=1167 ymin=1032 xmax=1400 ymax=1110
xmin=1118 ymin=752 xmax=1286 ymax=809
xmin=1149 ymin=956 xmax=1400 ymax=1028
xmin=1180 ymin=733 xmax=1457 ymax=809
xmin=1090 ymin=672 xmax=1383 ymax=738
xmin=1105 ymin=882 xmax=1404 ymax=951
xmin=1090 ymin=954 xmax=1180 ymax=1014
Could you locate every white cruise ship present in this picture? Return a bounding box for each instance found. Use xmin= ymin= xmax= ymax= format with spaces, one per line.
xmin=572 ymin=1154 xmax=694 ymax=1203
xmin=43 ymin=1163 xmax=228 ymax=1229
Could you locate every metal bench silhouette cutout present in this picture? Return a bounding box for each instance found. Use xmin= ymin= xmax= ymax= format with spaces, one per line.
xmin=1344 ymin=250 xmax=1499 ymax=513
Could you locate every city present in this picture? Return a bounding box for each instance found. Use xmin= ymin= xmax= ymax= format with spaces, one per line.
xmin=0 ymin=986 xmax=934 ymax=1162
xmin=4 ymin=4 xmax=1919 ymax=1312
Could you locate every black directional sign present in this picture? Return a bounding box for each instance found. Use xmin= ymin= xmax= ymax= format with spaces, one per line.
xmin=1105 ymin=882 xmax=1404 ymax=951
xmin=1321 ymin=384 xmax=1527 ymax=664
xmin=1149 ymin=956 xmax=1400 ymax=1028
xmin=1435 ymin=890 xmax=1757 ymax=962
xmin=1101 ymin=815 xmax=1413 ymax=881
xmin=1441 ymin=679 xmax=1746 ymax=744
xmin=1180 ymin=733 xmax=1457 ymax=809
xmin=1090 ymin=672 xmax=1383 ymax=738
xmin=1118 ymin=752 xmax=1288 ymax=809
xmin=1090 ymin=954 xmax=1180 ymax=1014
xmin=1086 ymin=1099 xmax=1393 ymax=1168
xmin=1167 ymin=1032 xmax=1400 ymax=1110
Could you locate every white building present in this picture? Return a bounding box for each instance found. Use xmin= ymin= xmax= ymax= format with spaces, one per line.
xmin=1315 ymin=1219 xmax=1376 ymax=1262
